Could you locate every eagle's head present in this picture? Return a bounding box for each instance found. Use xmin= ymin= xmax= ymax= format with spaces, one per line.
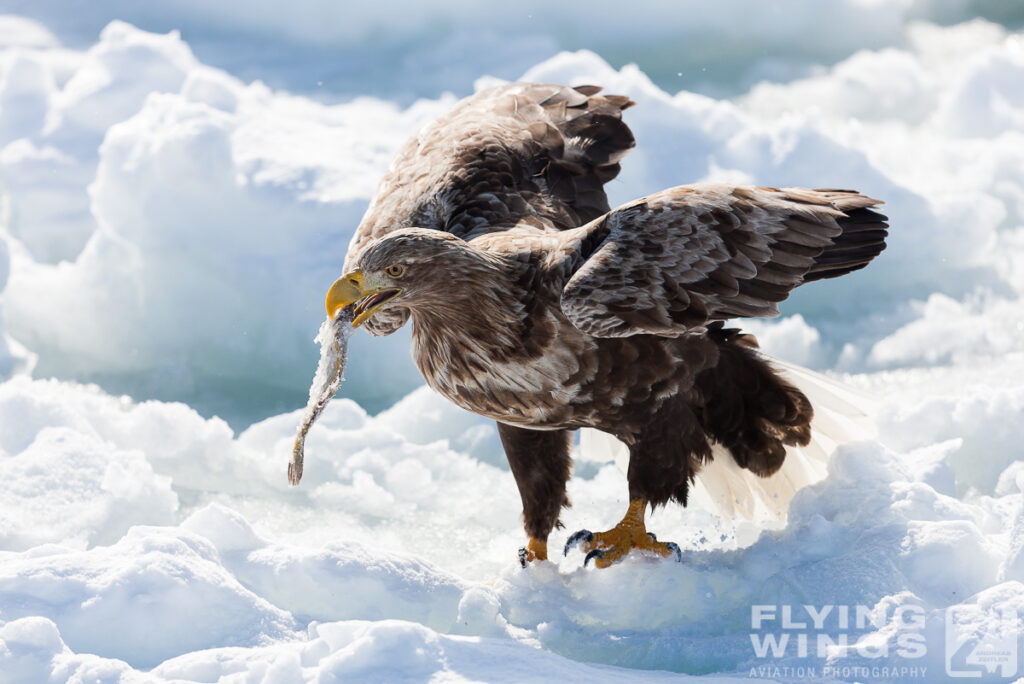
xmin=326 ymin=228 xmax=503 ymax=328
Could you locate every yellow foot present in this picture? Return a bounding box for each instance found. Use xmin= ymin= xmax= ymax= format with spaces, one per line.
xmin=518 ymin=537 xmax=547 ymax=567
xmin=564 ymin=499 xmax=681 ymax=568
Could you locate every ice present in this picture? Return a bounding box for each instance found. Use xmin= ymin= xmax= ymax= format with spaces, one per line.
xmin=45 ymin=21 xmax=197 ymax=152
xmin=0 ymin=7 xmax=1021 ymax=683
xmin=868 ymin=294 xmax=1024 ymax=368
xmin=0 ymin=16 xmax=59 ymax=50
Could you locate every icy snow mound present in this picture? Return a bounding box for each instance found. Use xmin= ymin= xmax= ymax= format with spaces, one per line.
xmin=0 ymin=375 xmax=516 ymax=577
xmin=0 ymin=20 xmax=449 ymax=422
xmin=0 ymin=525 xmax=297 ymax=669
xmin=1 ymin=616 xmax=716 ymax=684
xmin=0 ymin=368 xmax=1022 ymax=679
xmin=1 ymin=19 xmax=1023 ymax=424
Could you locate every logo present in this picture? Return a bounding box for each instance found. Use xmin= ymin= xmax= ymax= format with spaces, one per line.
xmin=945 ymin=606 xmax=1019 ymax=679
xmin=748 ymin=603 xmax=930 ymax=680
xmin=747 ymin=603 xmax=1024 ymax=680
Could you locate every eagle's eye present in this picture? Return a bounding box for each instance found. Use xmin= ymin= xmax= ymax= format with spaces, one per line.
xmin=385 ymin=264 xmax=406 ymax=278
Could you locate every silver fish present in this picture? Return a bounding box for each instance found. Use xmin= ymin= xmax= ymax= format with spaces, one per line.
xmin=289 ymin=306 xmax=355 ymax=485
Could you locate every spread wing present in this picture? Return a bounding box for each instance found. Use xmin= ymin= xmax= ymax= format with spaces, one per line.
xmin=558 ymin=184 xmax=888 ymax=338
xmin=344 ymin=82 xmax=635 ymax=336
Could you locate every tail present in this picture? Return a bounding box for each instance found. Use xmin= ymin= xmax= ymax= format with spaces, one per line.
xmin=578 ymin=356 xmax=876 ymax=523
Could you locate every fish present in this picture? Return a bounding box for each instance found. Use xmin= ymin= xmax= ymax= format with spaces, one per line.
xmin=289 ymin=306 xmax=355 ymax=485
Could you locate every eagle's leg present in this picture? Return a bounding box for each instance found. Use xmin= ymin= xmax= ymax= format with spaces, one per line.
xmin=496 ymin=422 xmax=572 ymax=566
xmin=567 ymin=400 xmax=702 ymax=567
xmin=565 ymin=499 xmax=681 ymax=568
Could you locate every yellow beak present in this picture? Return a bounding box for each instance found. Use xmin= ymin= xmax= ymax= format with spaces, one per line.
xmin=326 ymin=271 xmax=365 ymax=318
xmin=325 ymin=270 xmax=402 ymax=328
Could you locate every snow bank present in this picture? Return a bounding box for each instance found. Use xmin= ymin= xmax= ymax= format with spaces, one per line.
xmin=0 ymin=425 xmax=177 ymax=550
xmin=0 ymin=526 xmax=297 ymax=669
xmin=2 ymin=20 xmax=448 ymax=422
xmin=852 ymin=357 xmax=1024 ymax=496
xmin=1 ymin=18 xmax=1023 ymax=426
xmin=498 ymin=440 xmax=1024 ymax=675
xmin=0 ymin=375 xmax=519 ymax=576
xmin=2 ymin=615 xmax=722 ymax=684
xmin=0 ymin=358 xmax=1022 ymax=679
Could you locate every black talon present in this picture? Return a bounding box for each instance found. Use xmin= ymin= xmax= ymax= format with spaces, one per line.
xmin=666 ymin=541 xmax=682 ymax=562
xmin=584 ymin=549 xmax=605 ymax=567
xmin=564 ymin=529 xmax=593 ymax=557
xmin=518 ymin=547 xmax=528 ymax=568
xmin=647 ymin=532 xmax=657 ymax=542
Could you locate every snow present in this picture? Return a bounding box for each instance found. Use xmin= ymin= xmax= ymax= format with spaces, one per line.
xmin=0 ymin=6 xmax=1021 ymax=684
xmin=2 ymin=22 xmax=442 ymax=422
xmin=0 ymin=379 xmax=1020 ymax=681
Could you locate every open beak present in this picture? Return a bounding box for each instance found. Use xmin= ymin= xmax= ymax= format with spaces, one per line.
xmin=325 ymin=270 xmax=401 ymax=328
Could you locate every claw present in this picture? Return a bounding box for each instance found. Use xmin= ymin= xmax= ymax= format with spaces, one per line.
xmin=518 ymin=537 xmax=548 ymax=565
xmin=564 ymin=529 xmax=594 ymax=556
xmin=569 ymin=500 xmax=682 ymax=568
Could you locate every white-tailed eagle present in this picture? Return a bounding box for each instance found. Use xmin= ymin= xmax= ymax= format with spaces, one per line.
xmin=317 ymin=83 xmax=887 ymax=567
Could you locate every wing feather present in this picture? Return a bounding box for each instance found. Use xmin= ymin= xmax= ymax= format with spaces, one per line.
xmin=559 ymin=183 xmax=888 ymax=337
xmin=344 ymin=82 xmax=635 ymax=336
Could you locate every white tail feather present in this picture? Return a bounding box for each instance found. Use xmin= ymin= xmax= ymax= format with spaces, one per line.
xmin=579 ymin=356 xmax=877 ymax=522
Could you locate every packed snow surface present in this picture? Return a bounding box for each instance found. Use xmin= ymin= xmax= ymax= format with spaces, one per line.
xmin=0 ymin=6 xmax=1022 ymax=683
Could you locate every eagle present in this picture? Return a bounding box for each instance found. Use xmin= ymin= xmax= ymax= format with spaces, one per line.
xmin=324 ymin=83 xmax=887 ymax=568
